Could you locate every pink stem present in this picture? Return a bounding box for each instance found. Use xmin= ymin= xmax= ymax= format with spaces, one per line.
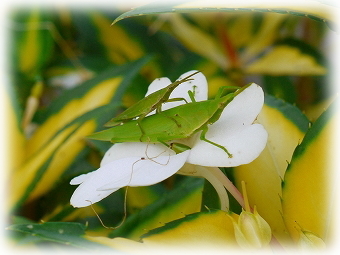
xmin=209 ymin=167 xmax=245 ymax=209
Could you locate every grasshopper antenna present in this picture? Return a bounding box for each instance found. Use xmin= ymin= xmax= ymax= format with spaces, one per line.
xmin=144 ymin=143 xmax=171 ymax=166
xmin=85 ymin=186 xmax=129 ymax=230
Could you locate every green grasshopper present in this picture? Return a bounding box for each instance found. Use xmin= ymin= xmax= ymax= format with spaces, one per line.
xmin=88 ymin=85 xmax=245 ymax=158
xmin=104 ymin=71 xmax=200 ymax=138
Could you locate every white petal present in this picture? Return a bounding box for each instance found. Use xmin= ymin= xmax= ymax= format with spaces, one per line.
xmin=101 ymin=142 xmax=173 ymax=167
xmin=70 ymin=172 xmax=95 ymax=185
xmin=196 ymin=83 xmax=264 ymax=139
xmin=187 ymin=83 xmax=267 ymax=167
xmin=146 ymin=71 xmax=208 ymax=115
xmin=187 ymin=124 xmax=268 ymax=167
xmin=99 ymin=150 xmax=190 ymax=190
xmin=145 ymin=77 xmax=172 ymax=96
xmin=205 ymin=83 xmax=264 ymax=138
xmin=71 ymin=157 xmax=141 ymax=207
xmin=70 ymin=151 xmax=190 ymax=207
xmin=171 ymin=70 xmax=208 ymax=102
xmin=219 ymin=83 xmax=264 ymax=127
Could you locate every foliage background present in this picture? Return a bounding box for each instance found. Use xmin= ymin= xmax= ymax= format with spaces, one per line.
xmin=3 ymin=0 xmax=338 ymax=252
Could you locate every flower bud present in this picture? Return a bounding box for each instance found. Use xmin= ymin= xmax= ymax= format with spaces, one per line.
xmin=232 ymin=208 xmax=272 ymax=249
xmin=297 ymin=230 xmax=326 ymax=249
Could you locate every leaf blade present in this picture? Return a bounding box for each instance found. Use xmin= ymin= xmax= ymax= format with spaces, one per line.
xmin=109 ymin=177 xmax=204 ymax=240
xmin=7 ymin=222 xmax=107 ymax=250
xmin=113 ymin=1 xmax=334 ymax=26
xmin=282 ymin=100 xmax=337 ymax=242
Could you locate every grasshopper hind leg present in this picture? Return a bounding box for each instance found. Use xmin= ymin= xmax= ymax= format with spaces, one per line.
xmin=200 ymin=126 xmax=233 ymax=158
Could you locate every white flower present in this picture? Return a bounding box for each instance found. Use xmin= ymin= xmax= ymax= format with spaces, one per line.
xmin=70 ymin=143 xmax=189 ymax=207
xmin=186 ymin=82 xmax=266 ymax=167
xmin=70 ymin=71 xmax=268 ymax=208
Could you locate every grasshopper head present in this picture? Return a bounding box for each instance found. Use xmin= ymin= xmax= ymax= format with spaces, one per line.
xmin=209 ymin=93 xmax=236 ymax=124
xmin=219 ymin=93 xmax=235 ymax=106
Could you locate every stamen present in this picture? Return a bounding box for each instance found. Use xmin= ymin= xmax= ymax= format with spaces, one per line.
xmin=241 ymin=180 xmax=251 ymax=212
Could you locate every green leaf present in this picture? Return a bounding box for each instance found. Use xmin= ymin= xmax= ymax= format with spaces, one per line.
xmin=201 ymin=179 xmax=221 ymax=211
xmin=7 ymin=91 xmax=26 ymax=171
xmin=89 ymin=210 xmax=238 ymax=253
xmin=264 ymin=94 xmax=310 ymax=132
xmin=71 ymin=10 xmax=145 ymax=66
xmin=113 ymin=1 xmax=333 ymax=26
xmin=10 ymin=9 xmax=55 ymax=112
xmin=10 ymin=120 xmax=87 ymax=213
xmin=90 ymin=12 xmax=145 ymax=64
xmin=10 ymin=103 xmax=120 ymax=213
xmin=282 ymin=99 xmax=337 ymax=242
xmin=11 ymin=9 xmax=54 ymax=77
xmin=126 ymin=186 xmax=162 ymax=213
xmin=262 ymin=76 xmax=297 ymax=104
xmin=7 ymin=222 xmax=106 ymax=250
xmin=10 ymin=58 xmax=151 ymax=211
xmin=276 ymin=38 xmax=326 ymax=66
xmin=35 ymin=58 xmax=151 ymax=123
xmin=141 ymin=210 xmax=237 ymax=248
xmin=241 ymin=12 xmax=288 ymax=61
xmin=167 ymin=15 xmax=227 ymax=69
xmin=109 ymin=177 xmax=204 ymax=240
xmin=245 ymin=42 xmax=327 ymax=76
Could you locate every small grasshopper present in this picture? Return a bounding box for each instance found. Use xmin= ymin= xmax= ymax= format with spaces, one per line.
xmin=104 ymin=71 xmax=200 ymax=139
xmin=88 ymin=85 xmax=245 ymax=158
